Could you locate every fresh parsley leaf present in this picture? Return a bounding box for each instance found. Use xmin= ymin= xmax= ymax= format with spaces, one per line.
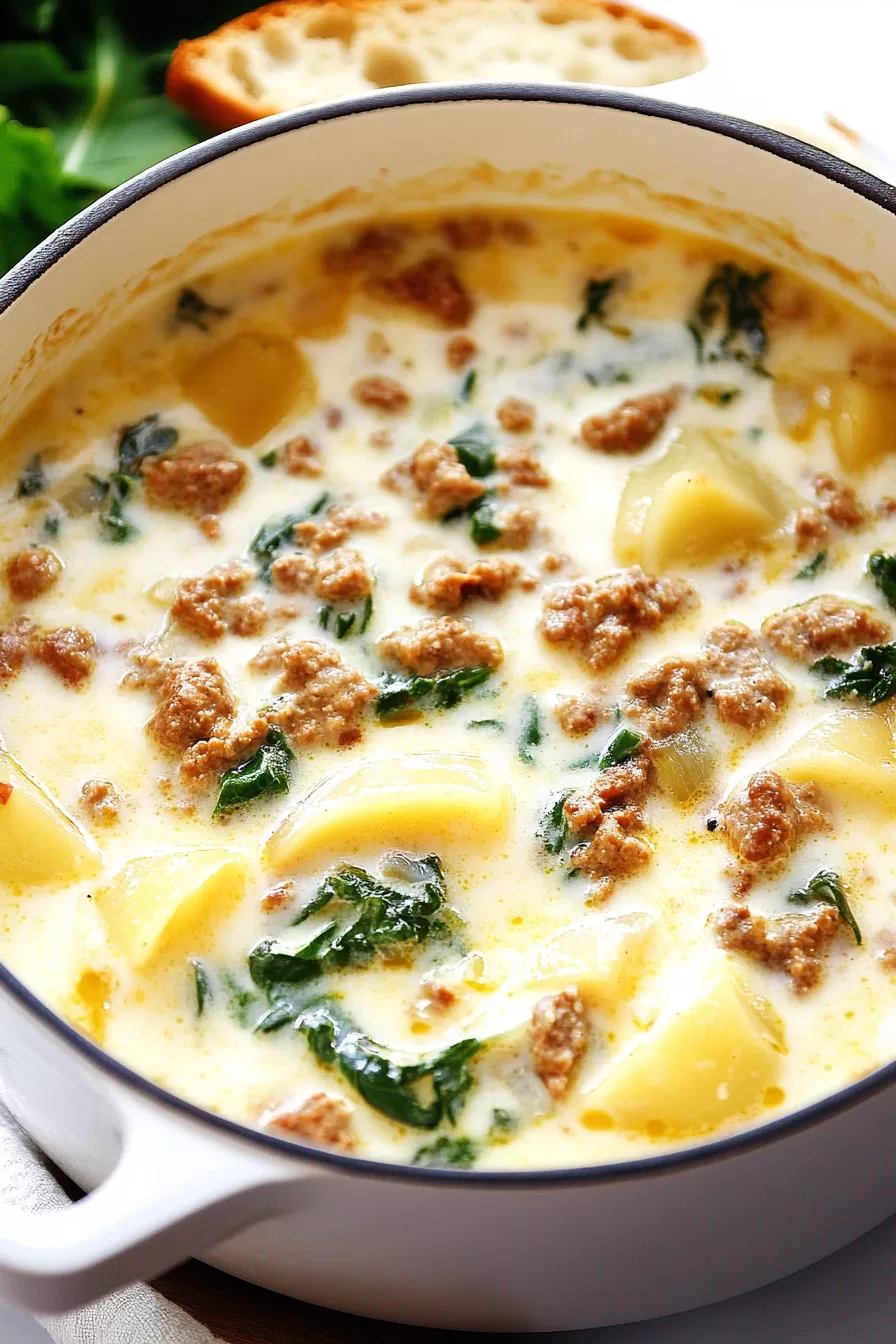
xmin=448 ymin=421 xmax=495 ymax=477
xmin=249 ymin=492 xmax=330 ymax=579
xmin=376 ymin=665 xmax=493 ymax=718
xmin=788 ymin=868 xmax=862 ymax=945
xmin=213 ymin=727 xmax=294 ymax=817
xmin=539 ymin=790 xmax=572 ymax=856
xmin=795 ymin=550 xmax=827 ymax=580
xmin=175 ymin=287 xmax=226 ymax=331
xmin=412 ymin=1135 xmax=478 ymax=1168
xmin=689 ymin=263 xmax=771 ymax=374
xmin=811 ymin=643 xmax=896 ymax=705
xmin=576 ymin=276 xmax=618 ymax=331
xmin=458 ymin=369 xmax=477 ymax=403
xmin=117 ymin=413 xmax=177 ymax=475
xmin=15 ymin=453 xmax=46 ymax=498
xmin=518 ymin=694 xmax=542 ymax=765
xmin=189 ymin=957 xmax=211 ymax=1016
xmin=868 ymin=551 xmax=896 ymax=610
xmin=294 ymin=996 xmax=481 ymax=1129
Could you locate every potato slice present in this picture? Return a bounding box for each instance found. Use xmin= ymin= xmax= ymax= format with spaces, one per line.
xmin=95 ymin=848 xmax=247 ymax=969
xmin=582 ymin=953 xmax=785 ymax=1137
xmin=527 ymin=912 xmax=655 ymax=1007
xmin=265 ymin=752 xmax=512 ymax=873
xmin=614 ymin=428 xmax=794 ymax=569
xmin=776 ymin=707 xmax=896 ymax=809
xmin=0 ymin=751 xmax=100 ymax=886
xmin=180 ymin=331 xmax=317 ymax=445
xmin=828 ymin=377 xmax=896 ymax=472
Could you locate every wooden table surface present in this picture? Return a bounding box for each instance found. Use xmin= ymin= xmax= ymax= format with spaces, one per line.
xmin=155 ymin=1262 xmax=454 ymax=1344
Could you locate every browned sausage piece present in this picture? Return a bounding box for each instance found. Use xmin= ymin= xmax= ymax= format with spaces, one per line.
xmin=252 ymin=639 xmax=376 ymax=748
xmin=813 ymin=472 xmax=865 ymax=529
xmin=265 ymin=1093 xmax=355 ymax=1150
xmin=143 ymin=441 xmax=247 ymax=517
xmin=497 ymin=443 xmax=551 ymax=488
xmin=147 ymin=658 xmax=236 ymax=753
xmin=379 ymin=616 xmax=503 ymax=676
xmin=33 ymin=626 xmax=96 ymax=687
xmin=79 ymin=779 xmax=123 ymax=825
xmin=351 ymin=375 xmax=411 ymax=414
xmin=170 ymin=562 xmax=254 ymax=641
xmin=627 ymin=656 xmax=707 ymax=739
xmin=384 ymin=255 xmax=474 ymax=328
xmin=295 ymin=505 xmax=387 ymax=553
xmin=440 ymin=215 xmax=492 ymax=250
xmin=712 ymin=903 xmax=844 ymax=993
xmin=0 ymin=616 xmax=34 ymax=685
xmin=6 ymin=546 xmax=62 ymax=602
xmin=718 ymin=770 xmax=829 ymax=867
xmin=762 ymin=595 xmax=890 ymax=662
xmin=554 ymin=692 xmax=609 ymax=738
xmin=496 ymin=397 xmax=536 ymax=434
xmin=531 ymin=988 xmax=589 ymax=1100
xmin=702 ymin=621 xmax=790 ymax=734
xmin=540 ymin=567 xmax=697 ymax=673
xmin=446 ymin=335 xmax=477 ymax=370
xmin=410 ymin=554 xmax=521 ymax=612
xmin=282 ymin=435 xmax=322 ymax=477
xmin=580 ymin=386 xmax=682 ymax=455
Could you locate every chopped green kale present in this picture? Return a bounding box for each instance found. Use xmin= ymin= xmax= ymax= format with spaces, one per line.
xmin=539 ymin=789 xmax=573 ymax=856
xmin=117 ymin=413 xmax=177 ymax=476
xmin=376 ymin=665 xmax=493 ymax=718
xmin=412 ymin=1135 xmax=478 ymax=1168
xmin=518 ymin=694 xmax=542 ymax=765
xmin=576 ymin=276 xmax=618 ymax=332
xmin=788 ymin=868 xmax=862 ymax=945
xmin=249 ymin=491 xmax=330 ymax=579
xmin=16 ymin=453 xmax=46 ymax=498
xmin=810 ymin=643 xmax=896 ymax=705
xmin=867 ymin=552 xmax=896 ymax=610
xmin=448 ymin=421 xmax=495 ymax=477
xmin=795 ymin=550 xmax=827 ymax=580
xmin=189 ymin=958 xmax=212 ymax=1016
xmin=213 ymin=727 xmax=294 ymax=817
xmin=175 ymin=287 xmax=227 ymax=332
xmin=689 ymin=263 xmax=771 ymax=374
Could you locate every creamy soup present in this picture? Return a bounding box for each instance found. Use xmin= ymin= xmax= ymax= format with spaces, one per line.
xmin=3 ymin=210 xmax=896 ymax=1170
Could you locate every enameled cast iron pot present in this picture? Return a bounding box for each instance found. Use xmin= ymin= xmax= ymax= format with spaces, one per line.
xmin=2 ymin=86 xmax=896 ymax=1332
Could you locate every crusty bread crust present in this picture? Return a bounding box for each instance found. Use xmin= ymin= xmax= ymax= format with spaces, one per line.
xmin=166 ymin=0 xmax=703 ymax=133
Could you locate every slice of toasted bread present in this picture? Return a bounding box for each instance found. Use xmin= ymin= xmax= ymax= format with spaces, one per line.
xmin=166 ymin=0 xmax=704 ymax=132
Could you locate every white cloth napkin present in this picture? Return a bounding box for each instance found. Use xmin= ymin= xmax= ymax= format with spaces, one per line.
xmin=0 ymin=1103 xmax=220 ymax=1344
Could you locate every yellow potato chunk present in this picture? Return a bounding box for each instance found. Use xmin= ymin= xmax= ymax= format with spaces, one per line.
xmin=95 ymin=848 xmax=247 ymax=969
xmin=180 ymin=331 xmax=317 ymax=445
xmin=0 ymin=752 xmax=100 ymax=886
xmin=829 ymin=377 xmax=896 ymax=472
xmin=265 ymin=752 xmax=512 ymax=873
xmin=582 ymin=954 xmax=785 ymax=1137
xmin=614 ymin=429 xmax=794 ymax=570
xmin=527 ymin=912 xmax=655 ymax=1007
xmin=776 ymin=707 xmax=896 ymax=810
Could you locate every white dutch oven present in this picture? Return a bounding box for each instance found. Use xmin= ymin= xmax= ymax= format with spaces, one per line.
xmin=2 ymin=87 xmax=896 ymax=1332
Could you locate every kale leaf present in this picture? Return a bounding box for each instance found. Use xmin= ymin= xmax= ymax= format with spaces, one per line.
xmin=117 ymin=413 xmax=177 ymax=476
xmin=412 ymin=1135 xmax=478 ymax=1168
xmin=788 ymin=868 xmax=862 ymax=945
xmin=294 ymin=996 xmax=481 ymax=1129
xmin=189 ymin=957 xmax=211 ymax=1016
xmin=568 ymin=723 xmax=643 ymax=770
xmin=213 ymin=727 xmax=294 ymax=817
xmin=795 ymin=549 xmax=827 ymax=580
xmin=810 ymin=643 xmax=896 ymax=705
xmin=97 ymin=472 xmax=139 ymax=543
xmin=448 ymin=421 xmax=495 ymax=477
xmin=15 ymin=453 xmax=47 ymax=498
xmin=249 ymin=491 xmax=330 ymax=579
xmin=174 ymin=287 xmax=227 ymax=331
xmin=518 ymin=694 xmax=542 ymax=764
xmin=248 ymin=853 xmax=449 ymax=989
xmin=376 ymin=665 xmax=493 ymax=718
xmin=538 ymin=789 xmax=572 ymax=856
xmin=689 ymin=263 xmax=771 ymax=374
xmin=868 ymin=551 xmax=896 ymax=610
xmin=575 ymin=276 xmax=618 ymax=332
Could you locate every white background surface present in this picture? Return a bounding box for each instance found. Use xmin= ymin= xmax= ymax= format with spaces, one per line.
xmin=4 ymin=2 xmax=896 ymax=1340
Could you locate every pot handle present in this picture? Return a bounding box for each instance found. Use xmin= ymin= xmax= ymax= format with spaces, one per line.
xmin=0 ymin=1086 xmax=310 ymax=1313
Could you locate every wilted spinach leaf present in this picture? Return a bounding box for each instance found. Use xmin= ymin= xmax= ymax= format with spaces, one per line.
xmin=189 ymin=957 xmax=211 ymax=1016
xmin=539 ymin=789 xmax=572 ymax=856
xmin=15 ymin=453 xmax=46 ymax=498
xmin=117 ymin=413 xmax=177 ymax=475
xmin=174 ymin=287 xmax=227 ymax=331
xmin=576 ymin=276 xmax=618 ymax=332
xmin=518 ymin=695 xmax=542 ymax=764
xmin=412 ymin=1135 xmax=478 ymax=1168
xmin=868 ymin=552 xmax=896 ymax=610
xmin=795 ymin=550 xmax=827 ymax=580
xmin=249 ymin=492 xmax=330 ymax=579
xmin=376 ymin=665 xmax=493 ymax=717
xmin=448 ymin=421 xmax=495 ymax=477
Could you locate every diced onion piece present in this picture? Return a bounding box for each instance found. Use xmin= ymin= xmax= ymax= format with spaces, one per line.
xmin=94 ymin=848 xmax=247 ymax=969
xmin=264 ymin=752 xmax=512 ymax=873
xmin=0 ymin=751 xmax=100 ymax=886
xmin=652 ymin=728 xmax=715 ymax=804
xmin=582 ymin=953 xmax=785 ymax=1137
